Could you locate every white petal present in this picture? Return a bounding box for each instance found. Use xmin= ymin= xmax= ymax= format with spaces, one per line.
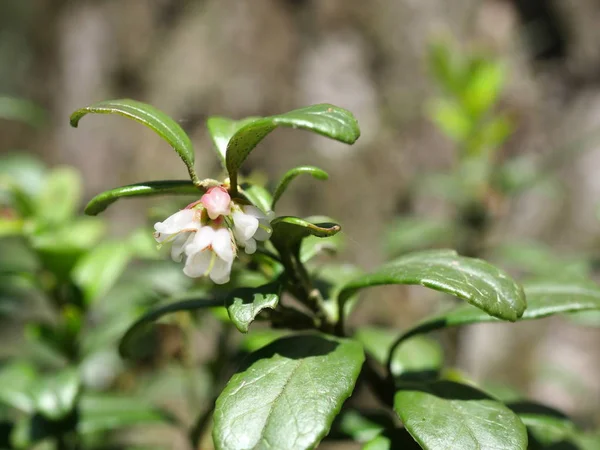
xmin=212 ymin=228 xmax=234 ymax=262
xmin=243 ymin=205 xmax=268 ymax=220
xmin=171 ymin=232 xmax=194 ymax=262
xmin=183 ymin=250 xmax=213 ymax=278
xmin=210 ymin=258 xmax=232 ymax=284
xmin=244 ymin=238 xmax=257 ymax=254
xmin=253 ymin=219 xmax=272 ymax=242
xmin=185 ymin=226 xmax=214 ymax=256
xmin=233 ymin=211 xmax=259 ymax=241
xmin=154 ymin=209 xmax=196 ymax=234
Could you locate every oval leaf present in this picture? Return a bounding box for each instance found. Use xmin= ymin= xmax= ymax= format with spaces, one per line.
xmin=207 ymin=116 xmax=260 ymax=166
xmin=394 ymin=278 xmax=600 ymax=345
xmin=508 ymin=401 xmax=575 ymax=447
xmin=241 ymin=184 xmax=273 ymax=213
xmin=119 ymin=297 xmax=223 ymax=359
xmin=226 ymin=283 xmax=281 ymax=333
xmin=338 ymin=249 xmax=526 ymax=325
xmin=225 ymin=104 xmax=360 ymax=189
xmin=363 ymin=429 xmax=422 ymax=450
xmin=272 ymin=166 xmax=329 ymax=209
xmin=395 ymin=381 xmax=527 ymax=450
xmin=70 ymin=99 xmax=198 ymax=182
xmin=213 ymin=333 xmax=364 ymax=450
xmin=84 ymin=180 xmax=203 ymax=215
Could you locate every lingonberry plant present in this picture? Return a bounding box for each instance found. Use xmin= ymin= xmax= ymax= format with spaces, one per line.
xmin=63 ymin=97 xmax=600 ymax=450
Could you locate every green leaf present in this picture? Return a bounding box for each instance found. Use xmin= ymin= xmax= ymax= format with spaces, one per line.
xmin=241 ymin=184 xmax=273 ymax=213
xmin=394 ymin=381 xmax=527 ymax=450
xmin=363 ymin=429 xmax=421 ymax=450
xmin=78 ymin=394 xmax=172 ymax=434
xmin=72 ymin=241 xmax=132 ymax=304
xmin=354 ymin=327 xmax=442 ymax=380
xmin=0 ymin=363 xmax=38 ymax=413
xmin=508 ymin=401 xmax=575 ymax=447
xmin=300 ymin=233 xmax=343 ymax=263
xmin=428 ymin=40 xmax=463 ymax=95
xmin=31 ymin=368 xmax=80 ymax=420
xmin=207 ymin=116 xmax=260 ymax=166
xmin=389 ymin=278 xmax=600 ymax=356
xmin=84 ymin=180 xmax=202 ymax=215
xmin=428 ymin=98 xmax=472 ymax=142
xmin=213 ymin=333 xmax=364 ymax=450
xmin=225 ymin=104 xmax=360 ymax=189
xmin=271 ymin=216 xmax=341 ymax=257
xmin=239 ymin=329 xmax=288 ymax=353
xmin=119 ymin=297 xmax=223 ymax=359
xmin=461 ymin=59 xmax=505 ymax=118
xmin=70 ymin=99 xmax=198 ymax=182
xmin=272 ymin=166 xmax=329 ymax=209
xmin=36 ymin=167 xmax=81 ymax=226
xmin=336 ymin=410 xmax=395 ymax=443
xmin=226 ymin=283 xmax=281 ymax=333
xmin=338 ymin=249 xmax=526 ymax=324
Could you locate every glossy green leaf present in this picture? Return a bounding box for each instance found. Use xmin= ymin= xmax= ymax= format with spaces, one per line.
xmin=36 ymin=167 xmax=81 ymax=225
xmin=395 ymin=381 xmax=527 ymax=450
xmin=271 ymin=216 xmax=341 ymax=257
xmin=70 ymin=99 xmax=198 ymax=182
xmin=363 ymin=429 xmax=421 ymax=450
xmin=78 ymin=394 xmax=172 ymax=434
xmin=207 ymin=116 xmax=260 ymax=166
xmin=241 ymin=184 xmax=273 ymax=213
xmin=226 ymin=283 xmax=281 ymax=333
xmin=338 ymin=249 xmax=526 ymax=324
xmin=337 ymin=410 xmax=395 ymax=443
xmin=225 ymin=104 xmax=360 ymax=189
xmin=119 ymin=297 xmax=223 ymax=359
xmin=272 ymin=166 xmax=329 ymax=209
xmin=388 ymin=278 xmax=600 ymax=363
xmin=508 ymin=401 xmax=575 ymax=447
xmin=84 ymin=180 xmax=202 ymax=215
xmin=383 ymin=216 xmax=455 ymax=257
xmin=354 ymin=327 xmax=442 ymax=380
xmin=0 ymin=363 xmax=38 ymax=413
xmin=213 ymin=333 xmax=364 ymax=450
xmin=72 ymin=241 xmax=132 ymax=304
xmin=239 ymin=329 xmax=288 ymax=353
xmin=572 ymin=431 xmax=600 ymax=450
xmin=31 ymin=368 xmax=80 ymax=420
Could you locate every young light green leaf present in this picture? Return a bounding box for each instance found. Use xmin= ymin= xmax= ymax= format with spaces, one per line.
xmin=119 ymin=297 xmax=223 ymax=359
xmin=225 ymin=104 xmax=360 ymax=190
xmin=395 ymin=381 xmax=527 ymax=450
xmin=354 ymin=327 xmax=442 ymax=380
xmin=84 ymin=180 xmax=202 ymax=215
xmin=207 ymin=116 xmax=260 ymax=166
xmin=428 ymin=98 xmax=472 ymax=143
xmin=241 ymin=184 xmax=273 ymax=213
xmin=271 ymin=216 xmax=341 ymax=257
xmin=461 ymin=59 xmax=505 ymax=118
xmin=272 ymin=166 xmax=329 ymax=209
xmin=31 ymin=368 xmax=81 ymax=420
xmin=386 ymin=278 xmax=600 ymax=371
xmin=37 ymin=167 xmax=81 ymax=226
xmin=338 ymin=249 xmax=526 ymax=329
xmin=78 ymin=394 xmax=173 ymax=434
xmin=213 ymin=333 xmax=364 ymax=450
xmin=72 ymin=241 xmax=132 ymax=304
xmin=226 ymin=283 xmax=281 ymax=333
xmin=70 ymin=99 xmax=198 ymax=183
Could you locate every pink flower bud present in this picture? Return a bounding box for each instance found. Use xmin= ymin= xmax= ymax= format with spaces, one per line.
xmin=200 ymin=186 xmax=231 ymax=220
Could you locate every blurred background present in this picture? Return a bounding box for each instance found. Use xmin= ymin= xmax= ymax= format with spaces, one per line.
xmin=1 ymin=0 xmax=600 ymax=448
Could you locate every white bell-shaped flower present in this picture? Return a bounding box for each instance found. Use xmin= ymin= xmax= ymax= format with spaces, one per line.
xmin=231 ymin=205 xmax=272 ymax=254
xmin=153 ymin=209 xmax=201 ymax=262
xmin=183 ymin=226 xmax=235 ymax=284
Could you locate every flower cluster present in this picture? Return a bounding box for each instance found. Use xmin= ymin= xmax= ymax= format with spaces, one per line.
xmin=153 ymin=186 xmax=271 ymax=284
